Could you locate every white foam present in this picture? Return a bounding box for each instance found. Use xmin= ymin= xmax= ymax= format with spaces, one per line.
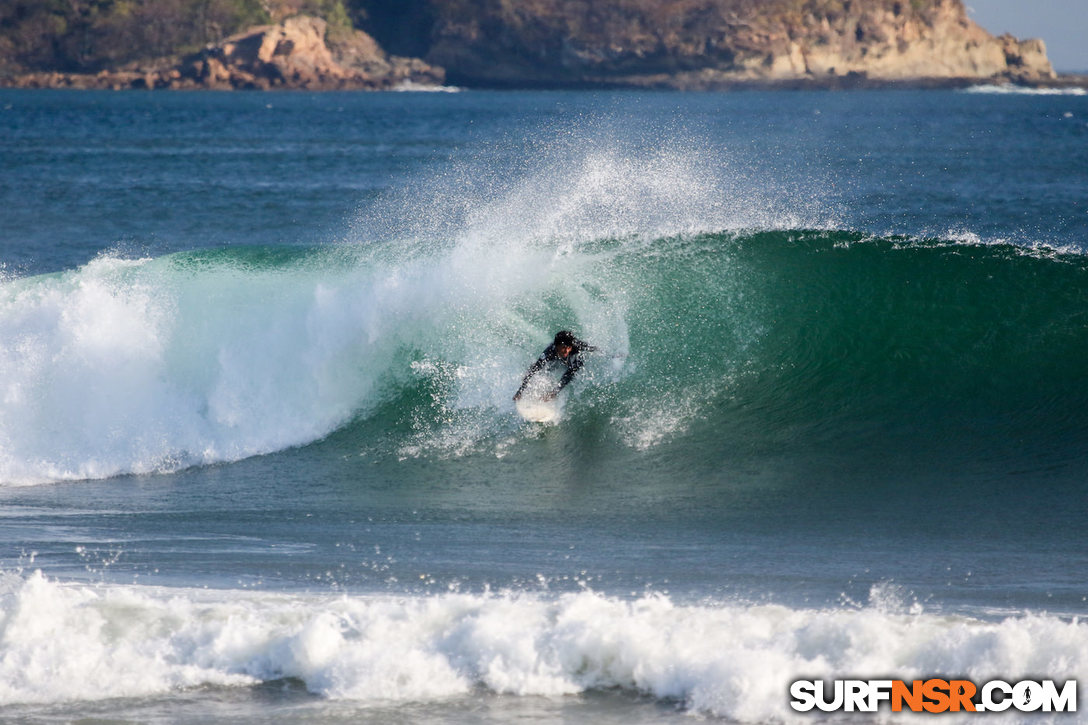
xmin=1 ymin=572 xmax=1084 ymax=721
xmin=963 ymin=84 xmax=1087 ymax=96
xmin=390 ymin=81 xmax=461 ymax=93
xmin=0 ymin=252 xmax=381 ymax=484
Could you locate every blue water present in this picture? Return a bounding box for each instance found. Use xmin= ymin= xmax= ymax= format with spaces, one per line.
xmin=1 ymin=87 xmax=1087 ymax=723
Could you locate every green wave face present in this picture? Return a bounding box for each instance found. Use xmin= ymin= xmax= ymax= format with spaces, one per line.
xmin=658 ymin=232 xmax=1088 ymax=466
xmin=339 ymin=229 xmax=1088 ymax=475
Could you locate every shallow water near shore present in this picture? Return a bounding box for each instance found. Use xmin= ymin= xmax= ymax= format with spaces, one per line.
xmin=1 ymin=87 xmax=1087 ymax=722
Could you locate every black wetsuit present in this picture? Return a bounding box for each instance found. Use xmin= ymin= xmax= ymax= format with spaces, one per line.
xmin=514 ymin=339 xmax=596 ymax=400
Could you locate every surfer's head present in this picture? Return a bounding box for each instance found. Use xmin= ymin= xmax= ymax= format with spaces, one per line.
xmin=553 ymin=330 xmax=576 ymax=358
xmin=553 ymin=331 xmax=576 ymax=347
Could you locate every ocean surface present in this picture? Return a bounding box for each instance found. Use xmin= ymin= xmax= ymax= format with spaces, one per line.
xmin=1 ymin=85 xmax=1087 ymax=723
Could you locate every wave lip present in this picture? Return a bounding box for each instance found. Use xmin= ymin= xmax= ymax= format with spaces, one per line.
xmin=1 ymin=572 xmax=1085 ymax=721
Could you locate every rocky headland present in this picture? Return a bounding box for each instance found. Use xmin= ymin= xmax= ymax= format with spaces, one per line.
xmin=0 ymin=0 xmax=1074 ymax=91
xmin=422 ymin=0 xmax=1056 ymax=89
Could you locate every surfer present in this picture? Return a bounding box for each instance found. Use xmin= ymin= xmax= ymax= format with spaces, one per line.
xmin=514 ymin=331 xmax=596 ymax=401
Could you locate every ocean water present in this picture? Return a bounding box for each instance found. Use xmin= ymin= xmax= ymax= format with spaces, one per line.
xmin=1 ymin=87 xmax=1087 ymax=723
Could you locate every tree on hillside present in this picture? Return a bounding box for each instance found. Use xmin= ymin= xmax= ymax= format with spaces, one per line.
xmin=0 ymin=0 xmax=269 ymax=72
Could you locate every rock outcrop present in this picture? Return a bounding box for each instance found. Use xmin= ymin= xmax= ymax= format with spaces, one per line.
xmin=420 ymin=0 xmax=1056 ymax=88
xmin=7 ymin=16 xmax=444 ymax=91
xmin=178 ymin=16 xmax=443 ymax=90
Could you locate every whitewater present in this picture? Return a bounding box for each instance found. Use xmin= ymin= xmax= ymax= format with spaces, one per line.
xmin=1 ymin=89 xmax=1086 ymax=723
xmin=2 ymin=571 xmax=1085 ymax=722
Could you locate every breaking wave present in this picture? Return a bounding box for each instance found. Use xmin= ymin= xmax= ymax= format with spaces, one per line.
xmin=2 ymin=139 xmax=1087 ymax=485
xmin=3 ymin=228 xmax=1088 ymax=484
xmin=1 ymin=571 xmax=1084 ymax=720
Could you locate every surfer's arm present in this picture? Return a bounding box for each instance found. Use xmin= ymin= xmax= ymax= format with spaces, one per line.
xmin=545 ymin=357 xmax=583 ymax=400
xmin=513 ymin=357 xmax=546 ymax=400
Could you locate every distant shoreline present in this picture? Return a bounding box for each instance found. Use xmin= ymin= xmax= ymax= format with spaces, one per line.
xmin=2 ymin=72 xmax=1087 ymax=93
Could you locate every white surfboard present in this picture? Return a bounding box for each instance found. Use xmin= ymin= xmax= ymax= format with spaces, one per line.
xmin=514 ymin=372 xmax=565 ymax=423
xmin=515 ymin=395 xmax=563 ymax=423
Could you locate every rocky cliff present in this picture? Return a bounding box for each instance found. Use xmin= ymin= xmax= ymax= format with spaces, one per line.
xmin=419 ymin=0 xmax=1055 ymax=88
xmin=1 ymin=0 xmax=1060 ymax=90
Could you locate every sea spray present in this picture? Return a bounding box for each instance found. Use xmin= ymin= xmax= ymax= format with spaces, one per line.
xmin=351 ymin=124 xmax=835 ymax=252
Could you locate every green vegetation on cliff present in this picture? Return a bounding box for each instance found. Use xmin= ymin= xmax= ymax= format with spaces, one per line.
xmin=0 ymin=0 xmax=368 ymax=73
